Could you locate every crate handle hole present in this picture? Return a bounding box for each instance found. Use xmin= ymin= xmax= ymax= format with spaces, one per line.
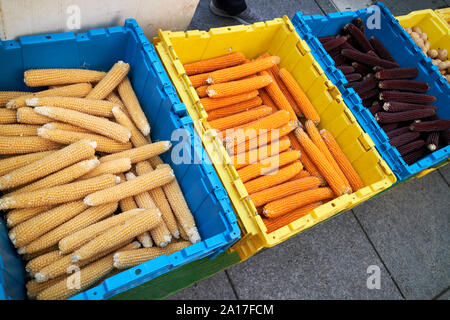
xmin=93 ymin=292 xmax=97 ymax=295
xmin=46 ymin=36 xmax=51 ymax=39
xmin=135 ymin=268 xmax=142 ymax=275
xmin=331 ymin=203 xmax=336 ymax=207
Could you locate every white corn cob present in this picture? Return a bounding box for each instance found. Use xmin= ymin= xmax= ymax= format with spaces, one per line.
xmin=135 ymin=161 xmax=179 ymax=238
xmin=26 ymin=276 xmax=65 ymax=299
xmin=34 ymin=106 xmax=131 ymax=143
xmin=0 ymin=151 xmax=54 ymax=176
xmin=0 ymin=108 xmax=17 ymax=124
xmin=42 ymin=122 xmax=88 ymax=133
xmin=78 ymin=158 xmax=131 ymax=180
xmin=25 ymin=250 xmax=62 ymax=275
xmin=0 ymin=139 xmax=96 ymax=190
xmin=117 ymin=77 xmax=150 ymax=136
xmin=20 ymin=202 xmax=118 ymax=255
xmin=0 ymin=124 xmax=39 ymax=136
xmin=98 ymin=141 xmax=171 ymax=163
xmin=24 ymin=69 xmax=105 ymax=87
xmin=37 ymin=127 xmax=132 ymax=153
xmin=8 ymin=159 xmax=99 ymax=195
xmin=6 ymin=206 xmax=53 ymax=228
xmin=158 ymin=164 xmax=200 ymax=244
xmin=0 ymin=91 xmax=30 ymax=107
xmin=112 ymin=106 xmax=149 ymax=147
xmin=16 ymin=107 xmax=51 ymax=124
xmin=58 ymin=208 xmax=144 ymax=254
xmin=7 ymin=83 xmax=93 ymax=108
xmin=113 ymin=241 xmax=191 ymax=269
xmin=177 ymin=222 xmax=189 ymax=241
xmin=71 ymin=208 xmax=163 ymax=262
xmin=0 ymin=136 xmax=60 ymax=155
xmin=106 ymin=92 xmax=125 ymax=108
xmin=8 ymin=201 xmax=89 ymax=248
xmin=86 ymin=61 xmax=130 ymax=100
xmin=83 ymin=166 xmax=175 ymax=206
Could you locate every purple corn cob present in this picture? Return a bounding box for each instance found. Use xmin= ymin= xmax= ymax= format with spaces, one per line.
xmin=367 ymin=50 xmax=379 ymax=58
xmin=381 ymin=123 xmax=399 ymax=132
xmin=319 ymin=36 xmax=336 ymax=43
xmin=426 ymin=131 xmax=440 ymax=151
xmin=373 ymin=66 xmax=384 ymax=72
xmin=337 ymin=65 xmax=355 ymax=74
xmin=323 ymin=36 xmax=348 ymax=51
xmin=397 ymin=140 xmax=425 ymax=156
xmin=375 ymin=67 xmax=419 ymax=80
xmin=368 ymin=103 xmax=382 ymax=115
xmin=341 ymin=49 xmax=400 ymax=68
xmin=349 ymin=75 xmax=378 ymax=94
xmin=379 ymin=80 xmax=429 ymax=93
xmin=353 ymin=17 xmax=365 ymax=34
xmin=402 ymin=147 xmax=428 ymax=165
xmin=382 ymin=101 xmax=436 ymax=113
xmin=332 ymin=54 xmax=346 ymax=66
xmin=386 ymin=126 xmax=411 ymax=138
xmin=390 ymin=132 xmax=420 ymax=147
xmin=362 ymin=98 xmax=376 ymax=108
xmin=352 ymin=62 xmax=372 ymax=75
xmin=379 ymin=91 xmax=436 ymax=104
xmin=345 ymin=73 xmax=362 ymax=82
xmin=410 ymin=120 xmax=450 ymax=132
xmin=369 ymin=37 xmax=397 ymax=63
xmin=344 ymin=23 xmax=373 ymax=52
xmin=375 ymin=108 xmax=436 ymax=124
xmin=359 ymin=88 xmax=379 ymax=100
xmin=340 ymin=40 xmax=357 ymax=51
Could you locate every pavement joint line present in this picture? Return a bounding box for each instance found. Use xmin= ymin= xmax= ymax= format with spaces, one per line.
xmin=314 ymin=0 xmax=339 ymax=14
xmin=432 ymin=285 xmax=450 ymax=300
xmin=437 ymin=169 xmax=450 ymax=188
xmin=224 ymin=269 xmax=241 ymax=300
xmin=350 ymin=209 xmax=407 ymax=299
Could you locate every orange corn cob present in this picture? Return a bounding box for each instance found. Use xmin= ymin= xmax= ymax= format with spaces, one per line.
xmin=258 ymin=89 xmax=277 ymax=112
xmin=184 ymin=52 xmax=246 ymax=75
xmin=244 ymin=161 xmax=303 ymax=194
xmin=263 ymin=187 xmax=333 ymax=218
xmin=237 ymin=150 xmax=301 ymax=183
xmin=263 ymin=201 xmax=323 ymax=233
xmin=232 ymin=136 xmax=291 ymax=169
xmin=295 ymin=127 xmax=350 ymax=196
xmin=279 ymin=68 xmax=320 ymax=124
xmin=250 ymin=176 xmax=322 ymax=207
xmin=261 ymin=71 xmax=297 ymax=121
xmin=320 ymin=129 xmax=365 ymax=191
xmin=209 ymin=106 xmax=272 ymax=132
xmin=288 ymin=170 xmax=311 ymax=182
xmin=201 ymin=90 xmax=259 ymax=111
xmin=304 ymin=120 xmax=351 ymax=191
xmin=196 ymin=85 xmax=208 ymax=98
xmin=206 ymin=56 xmax=280 ymax=84
xmin=288 ymin=133 xmax=324 ymax=183
xmin=206 ymin=75 xmax=272 ymax=98
xmin=189 ymin=73 xmax=210 ymax=88
xmin=207 ymin=97 xmax=262 ymax=121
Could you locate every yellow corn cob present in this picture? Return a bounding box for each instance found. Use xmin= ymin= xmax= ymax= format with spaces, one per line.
xmin=183 ymin=52 xmax=246 ymax=76
xmin=26 ymin=275 xmax=65 ymax=299
xmin=206 ymin=75 xmax=272 ymax=98
xmin=0 ymin=151 xmax=54 ymax=176
xmin=177 ymin=222 xmax=189 ymax=241
xmin=8 ymin=201 xmax=89 ymax=248
xmin=0 ymin=139 xmax=96 ymax=190
xmin=135 ymin=161 xmax=179 ymax=238
xmin=86 ymin=61 xmax=130 ymax=100
xmin=20 ymin=202 xmax=118 ymax=255
xmin=117 ymin=173 xmax=139 ymax=211
xmin=98 ymin=141 xmax=171 ymax=163
xmin=22 ymin=245 xmax=59 ymax=261
xmin=42 ymin=122 xmax=88 ymax=133
xmin=113 ymin=241 xmax=191 ymax=269
xmin=112 ymin=106 xmax=149 ymax=147
xmin=24 ymin=69 xmax=105 ymax=87
xmin=8 ymin=159 xmax=100 ymax=196
xmin=16 ymin=107 xmax=51 ymax=124
xmin=207 ymin=96 xmax=263 ymax=121
xmin=0 ymin=136 xmax=60 ymax=155
xmin=158 ymin=164 xmax=200 ymax=244
xmin=106 ymin=91 xmax=125 ymax=108
xmin=58 ymin=208 xmax=144 ymax=254
xmin=126 ymin=172 xmax=172 ymax=247
xmin=148 ymin=155 xmax=164 ymax=168
xmin=71 ymin=208 xmax=163 ymax=262
xmin=0 ymin=91 xmax=30 ymax=107
xmin=209 ymin=106 xmax=273 ymax=132
xmin=0 ymin=173 xmax=119 ymax=209
xmin=7 ymin=83 xmax=93 ymax=109
xmin=78 ymin=158 xmax=131 ymax=180
xmin=0 ymin=108 xmax=17 ymax=124
xmin=117 ymin=77 xmax=150 ymax=136
xmin=34 ymin=106 xmax=131 ymax=143
xmin=0 ymin=124 xmax=39 ymax=136
xmin=37 ymin=127 xmax=132 ymax=153
xmin=25 ymin=250 xmax=62 ymax=275
xmin=26 ymin=96 xmax=118 ymax=117
xmin=6 ymin=206 xmax=53 ymax=228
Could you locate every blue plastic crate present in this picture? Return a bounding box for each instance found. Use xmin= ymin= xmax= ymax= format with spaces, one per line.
xmin=292 ymin=2 xmax=450 ymax=181
xmin=0 ymin=19 xmax=240 ymax=300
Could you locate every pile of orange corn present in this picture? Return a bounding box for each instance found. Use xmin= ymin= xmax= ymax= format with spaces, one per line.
xmin=185 ymin=52 xmax=365 ymax=233
xmin=0 ymin=62 xmax=201 ymax=300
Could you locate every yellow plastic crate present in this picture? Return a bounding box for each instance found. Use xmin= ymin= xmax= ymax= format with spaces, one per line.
xmin=153 ymin=16 xmax=396 ymax=261
xmin=396 ymin=9 xmax=450 ymax=178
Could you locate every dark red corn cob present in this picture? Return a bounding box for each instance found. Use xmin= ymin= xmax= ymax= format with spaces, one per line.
xmin=369 ymin=37 xmax=397 ymax=63
xmin=352 ymin=62 xmax=372 ymax=75
xmin=375 ymin=67 xmax=419 ymax=80
xmin=381 ymin=123 xmax=399 ymax=132
xmin=345 ymin=73 xmax=362 ymax=82
xmin=344 ymin=23 xmax=373 ymax=52
xmin=379 ymin=91 xmax=436 ymax=104
xmin=375 ymin=108 xmax=436 ymax=124
xmin=359 ymin=88 xmax=379 ymax=100
xmin=340 ymin=40 xmax=357 ymax=51
xmin=426 ymin=131 xmax=440 ymax=151
xmin=329 ymin=47 xmax=342 ymax=57
xmin=353 ymin=17 xmax=365 ymax=34
xmin=367 ymin=50 xmax=379 ymax=58
xmin=410 ymin=119 xmax=450 ymax=132
xmin=397 ymin=140 xmax=425 ymax=156
xmin=402 ymin=147 xmax=427 ymax=165
xmin=373 ymin=66 xmax=384 ymax=72
xmin=341 ymin=49 xmax=400 ymax=68
xmin=368 ymin=103 xmax=382 ymax=115
xmin=390 ymin=132 xmax=420 ymax=147
xmin=379 ymin=80 xmax=429 ymax=93
xmin=362 ymin=98 xmax=376 ymax=108
xmin=332 ymin=54 xmax=346 ymax=66
xmin=386 ymin=126 xmax=411 ymax=138
xmin=382 ymin=101 xmax=437 ymax=113
xmin=323 ymin=36 xmax=348 ymax=51
xmin=337 ymin=65 xmax=355 ymax=74
xmin=319 ymin=36 xmax=336 ymax=43
xmin=349 ymin=75 xmax=378 ymax=94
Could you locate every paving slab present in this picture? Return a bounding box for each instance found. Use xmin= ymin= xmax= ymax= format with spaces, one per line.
xmin=226 ymin=212 xmax=403 ymax=300
xmin=437 ymin=288 xmax=450 ymax=300
xmin=438 ymin=164 xmax=450 ymax=186
xmin=166 ymin=271 xmax=237 ymax=300
xmin=353 ymin=171 xmax=450 ymax=300
xmin=370 ymin=0 xmax=449 ymax=15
